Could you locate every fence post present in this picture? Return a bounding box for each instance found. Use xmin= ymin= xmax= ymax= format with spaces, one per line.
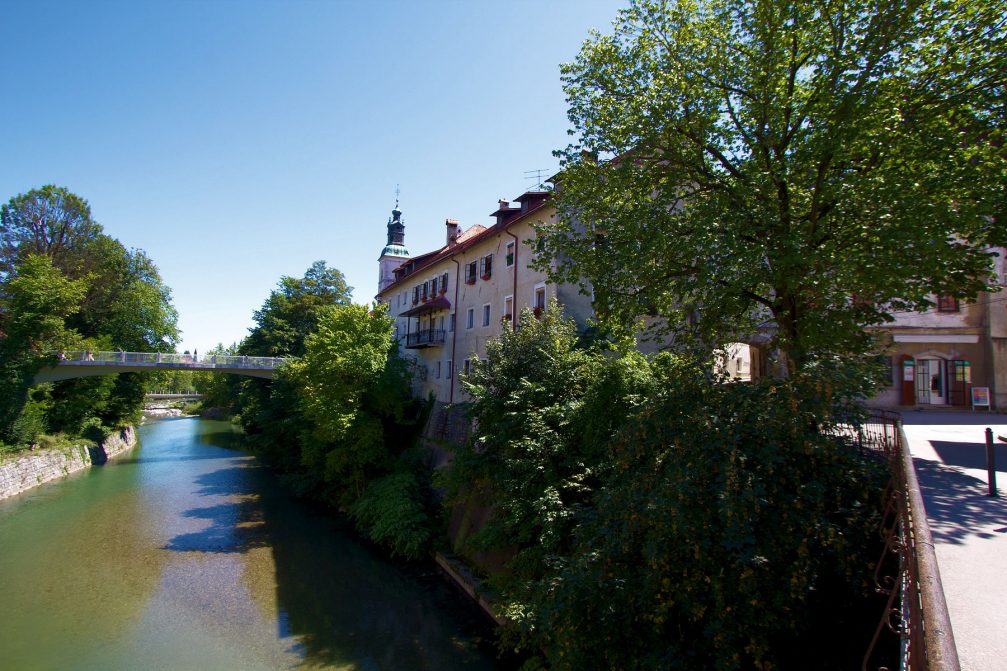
xmin=985 ymin=428 xmax=998 ymax=497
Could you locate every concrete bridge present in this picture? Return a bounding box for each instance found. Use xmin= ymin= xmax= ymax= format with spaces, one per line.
xmin=34 ymin=351 xmax=292 ymax=383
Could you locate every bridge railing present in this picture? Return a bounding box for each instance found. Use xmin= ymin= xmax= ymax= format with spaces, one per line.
xmin=850 ymin=410 xmax=960 ymax=671
xmin=57 ymin=351 xmax=292 ymax=369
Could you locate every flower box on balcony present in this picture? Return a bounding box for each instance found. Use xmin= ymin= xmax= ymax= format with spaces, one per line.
xmin=481 ymin=273 xmax=491 ymax=281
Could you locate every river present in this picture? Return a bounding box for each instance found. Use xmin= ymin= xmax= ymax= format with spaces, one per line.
xmin=0 ymin=417 xmax=505 ymax=670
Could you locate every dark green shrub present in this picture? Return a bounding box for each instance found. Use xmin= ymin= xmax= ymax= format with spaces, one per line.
xmin=351 ymin=470 xmax=432 ymax=560
xmin=513 ymin=373 xmax=887 ymax=670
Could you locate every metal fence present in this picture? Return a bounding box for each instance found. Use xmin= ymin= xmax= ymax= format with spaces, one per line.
xmin=849 ymin=411 xmax=960 ymax=671
xmin=57 ymin=350 xmax=290 ymax=369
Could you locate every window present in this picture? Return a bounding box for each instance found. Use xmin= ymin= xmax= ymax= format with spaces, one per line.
xmin=480 ymin=254 xmax=493 ymax=280
xmin=441 ymin=272 xmax=449 ymax=293
xmin=463 ymin=359 xmax=471 ymax=376
xmin=506 ymin=241 xmax=515 ymax=267
xmin=504 ymin=295 xmax=513 ymax=322
xmin=430 ymin=276 xmax=438 ymax=296
xmin=466 ymin=308 xmax=474 ymax=329
xmin=936 ymin=295 xmax=959 ymax=312
xmin=435 ymin=361 xmax=441 ymax=379
xmin=421 ymin=282 xmax=428 ymax=301
xmin=534 ymin=283 xmax=546 ymax=310
xmin=482 ymin=303 xmax=491 ymax=327
xmin=446 ymin=360 xmax=453 ymax=379
xmin=449 ymin=313 xmax=455 ymax=332
xmin=412 ymin=286 xmax=420 ymax=305
xmin=465 ymin=262 xmax=477 ymax=284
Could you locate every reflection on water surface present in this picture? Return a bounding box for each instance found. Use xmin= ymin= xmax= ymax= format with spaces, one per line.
xmin=0 ymin=417 xmax=503 ymax=670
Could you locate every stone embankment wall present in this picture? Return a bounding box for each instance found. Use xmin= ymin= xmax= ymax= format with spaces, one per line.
xmin=0 ymin=426 xmax=137 ymax=501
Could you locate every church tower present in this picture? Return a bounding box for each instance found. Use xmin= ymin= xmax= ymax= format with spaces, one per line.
xmin=378 ymin=197 xmax=410 ymax=293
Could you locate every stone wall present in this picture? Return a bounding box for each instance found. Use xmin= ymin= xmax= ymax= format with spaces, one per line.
xmin=0 ymin=426 xmax=137 ymax=501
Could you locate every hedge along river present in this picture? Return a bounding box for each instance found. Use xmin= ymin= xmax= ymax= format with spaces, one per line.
xmin=0 ymin=417 xmax=504 ymax=670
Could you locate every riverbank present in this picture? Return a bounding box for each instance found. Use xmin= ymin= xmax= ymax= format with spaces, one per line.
xmin=0 ymin=417 xmax=505 ymax=669
xmin=0 ymin=426 xmax=136 ymax=501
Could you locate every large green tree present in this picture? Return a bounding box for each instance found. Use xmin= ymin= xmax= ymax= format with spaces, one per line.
xmin=290 ymin=303 xmax=428 ymax=558
xmin=242 ymin=260 xmax=352 ymax=358
xmin=0 ymin=255 xmax=86 ymax=442
xmin=539 ymin=0 xmax=1006 ymax=370
xmin=234 ymin=261 xmax=354 ymax=475
xmin=448 ymin=304 xmax=887 ymax=668
xmin=0 ymin=185 xmax=101 ymax=280
xmin=1 ymin=186 xmax=179 ymax=437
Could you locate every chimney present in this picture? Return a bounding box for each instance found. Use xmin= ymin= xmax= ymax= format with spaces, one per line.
xmin=492 ymin=199 xmax=521 ymax=226
xmin=446 ymin=219 xmax=460 ymax=246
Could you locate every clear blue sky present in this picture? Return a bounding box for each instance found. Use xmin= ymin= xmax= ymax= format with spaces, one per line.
xmin=0 ymin=0 xmax=625 ymax=353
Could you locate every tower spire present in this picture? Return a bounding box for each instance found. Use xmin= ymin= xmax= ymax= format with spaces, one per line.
xmin=377 ymin=189 xmax=410 ymax=292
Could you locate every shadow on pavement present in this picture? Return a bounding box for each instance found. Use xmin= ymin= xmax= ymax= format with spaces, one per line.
xmin=900 ymin=411 xmax=1007 ymax=426
xmin=929 ymin=440 xmax=1007 ymax=473
xmin=911 ymin=457 xmax=1007 ymax=545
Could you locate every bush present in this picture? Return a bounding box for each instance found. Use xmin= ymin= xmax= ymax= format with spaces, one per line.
xmin=351 ymin=470 xmax=432 ymax=560
xmin=9 ymin=392 xmax=50 ymax=446
xmin=509 ymin=373 xmax=887 ymax=670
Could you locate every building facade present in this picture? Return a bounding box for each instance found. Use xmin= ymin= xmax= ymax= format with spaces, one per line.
xmin=868 ymin=249 xmax=1007 ymax=409
xmin=375 ymin=191 xmax=593 ymax=406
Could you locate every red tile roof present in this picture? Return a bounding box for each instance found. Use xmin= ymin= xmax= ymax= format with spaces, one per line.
xmin=379 ymin=192 xmax=552 ymax=296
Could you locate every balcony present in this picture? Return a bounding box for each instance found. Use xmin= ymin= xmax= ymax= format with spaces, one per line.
xmin=405 ymin=329 xmax=446 ymax=349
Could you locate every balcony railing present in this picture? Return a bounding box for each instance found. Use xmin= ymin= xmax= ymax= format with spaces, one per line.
xmin=405 ymin=330 xmax=446 ymax=348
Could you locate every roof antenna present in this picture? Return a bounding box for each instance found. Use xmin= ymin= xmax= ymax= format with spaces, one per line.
xmin=524 ymin=169 xmax=549 ymax=191
xmin=395 ymin=183 xmax=400 ymax=209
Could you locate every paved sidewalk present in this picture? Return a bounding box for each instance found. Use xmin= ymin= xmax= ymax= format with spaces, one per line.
xmin=900 ymin=411 xmax=1007 ymax=671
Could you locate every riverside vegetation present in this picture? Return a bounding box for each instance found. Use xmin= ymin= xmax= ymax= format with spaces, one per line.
xmin=202 ymin=266 xmax=891 ymax=668
xmin=0 ymin=186 xmax=179 ymax=455
xmin=3 ymin=0 xmax=1001 ymax=666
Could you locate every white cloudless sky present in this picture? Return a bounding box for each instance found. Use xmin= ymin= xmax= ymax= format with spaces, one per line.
xmin=0 ymin=0 xmax=626 ymax=353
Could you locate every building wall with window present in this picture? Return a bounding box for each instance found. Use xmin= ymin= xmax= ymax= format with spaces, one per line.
xmin=868 ymin=249 xmax=1007 ymax=409
xmin=376 ymin=192 xmax=593 ymax=405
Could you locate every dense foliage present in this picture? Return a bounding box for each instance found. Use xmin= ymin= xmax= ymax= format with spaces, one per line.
xmin=0 ymin=186 xmax=178 ymax=446
xmin=0 ymin=255 xmax=87 ymax=444
xmin=538 ymin=0 xmax=1006 ymax=370
xmin=448 ymin=307 xmax=887 ymax=669
xmin=223 ymin=264 xmax=430 ymax=558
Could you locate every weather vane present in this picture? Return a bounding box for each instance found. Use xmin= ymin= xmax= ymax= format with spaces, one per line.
xmin=395 ymin=184 xmax=400 ymax=209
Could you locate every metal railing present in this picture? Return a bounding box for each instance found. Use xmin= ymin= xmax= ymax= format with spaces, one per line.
xmin=850 ymin=410 xmax=960 ymax=671
xmin=56 ymin=350 xmax=291 ymax=369
xmin=405 ymin=330 xmax=446 ymax=348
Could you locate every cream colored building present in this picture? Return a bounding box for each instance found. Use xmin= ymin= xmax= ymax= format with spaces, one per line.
xmin=376 ymin=191 xmax=593 ymax=405
xmin=868 ymin=248 xmax=1007 ymax=409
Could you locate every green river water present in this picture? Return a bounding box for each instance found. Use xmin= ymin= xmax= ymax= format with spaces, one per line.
xmin=0 ymin=418 xmax=503 ymax=670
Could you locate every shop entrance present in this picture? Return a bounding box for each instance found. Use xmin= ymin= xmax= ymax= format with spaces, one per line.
xmin=915 ymin=358 xmax=946 ymax=405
